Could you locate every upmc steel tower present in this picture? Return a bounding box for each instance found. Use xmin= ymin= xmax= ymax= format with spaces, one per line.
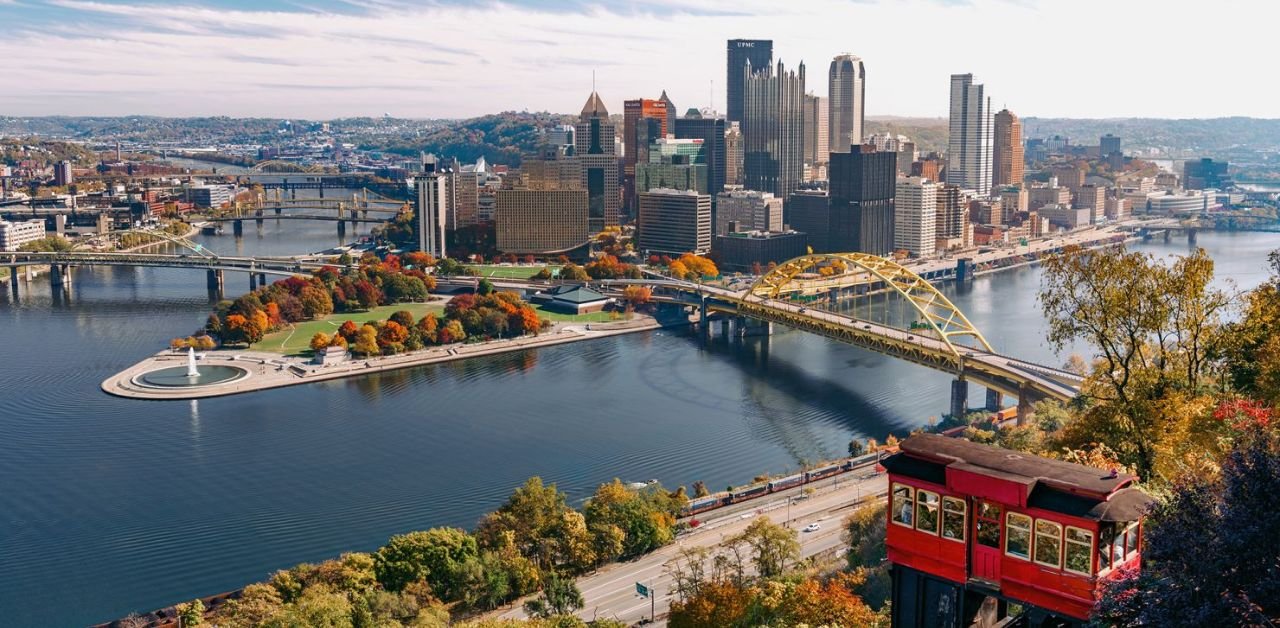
xmin=726 ymin=39 xmax=773 ymax=125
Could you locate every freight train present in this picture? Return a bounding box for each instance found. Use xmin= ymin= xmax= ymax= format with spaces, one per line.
xmin=681 ymin=452 xmax=880 ymax=518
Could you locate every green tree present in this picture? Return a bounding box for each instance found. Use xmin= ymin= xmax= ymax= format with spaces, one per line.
xmin=730 ymin=518 xmax=799 ymax=579
xmin=477 ymin=277 xmax=496 ymax=295
xmin=177 ymin=598 xmax=205 ymax=626
xmin=522 ymin=572 xmax=584 ymax=619
xmin=374 ymin=528 xmax=478 ymax=598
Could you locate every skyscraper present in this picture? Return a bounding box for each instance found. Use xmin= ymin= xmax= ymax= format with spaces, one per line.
xmin=726 ymin=39 xmax=773 ymax=125
xmin=416 ymin=155 xmax=448 ymax=258
xmin=724 ymin=122 xmax=743 ymax=186
xmin=894 ymin=177 xmax=938 ymax=258
xmin=946 ymin=74 xmax=993 ymax=196
xmin=992 ymin=108 xmax=1023 ymax=189
xmin=803 ymin=93 xmax=828 ymax=180
xmin=623 ymin=98 xmax=669 ymax=213
xmin=659 ymin=90 xmax=677 ymax=135
xmin=574 ymin=91 xmax=620 ymax=231
xmin=743 ymin=59 xmax=806 ymax=200
xmin=828 ymin=54 xmax=865 ymax=154
xmin=638 ymin=189 xmax=712 ymax=255
xmin=828 ymin=146 xmax=896 ymax=255
xmin=674 ymin=111 xmax=727 ymax=199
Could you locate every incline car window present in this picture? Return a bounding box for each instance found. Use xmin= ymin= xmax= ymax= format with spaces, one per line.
xmin=1065 ymin=526 xmax=1094 ymax=575
xmin=892 ymin=484 xmax=914 ymax=527
xmin=1034 ymin=519 xmax=1063 ymax=568
xmin=941 ymin=496 xmax=965 ymax=542
xmin=1006 ymin=512 xmax=1032 ymax=559
xmin=916 ymin=490 xmax=940 ymax=535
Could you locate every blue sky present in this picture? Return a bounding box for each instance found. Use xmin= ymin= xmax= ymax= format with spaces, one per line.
xmin=0 ymin=0 xmax=1267 ymax=119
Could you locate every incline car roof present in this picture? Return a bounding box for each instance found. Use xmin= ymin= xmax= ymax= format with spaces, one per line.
xmin=899 ymin=433 xmax=1136 ymax=496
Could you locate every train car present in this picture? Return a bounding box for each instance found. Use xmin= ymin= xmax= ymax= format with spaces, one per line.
xmin=767 ymin=473 xmax=804 ymax=493
xmin=683 ymin=496 xmax=727 ymax=517
xmin=730 ymin=484 xmax=769 ymax=502
xmin=804 ymin=464 xmax=842 ymax=483
xmin=882 ymin=433 xmax=1152 ymax=628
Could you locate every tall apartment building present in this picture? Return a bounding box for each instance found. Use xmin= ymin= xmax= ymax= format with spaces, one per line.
xmin=998 ymin=186 xmax=1028 ymax=214
xmin=416 ymin=155 xmax=449 ymax=258
xmin=936 ymin=184 xmax=971 ymax=250
xmin=829 ymin=146 xmax=896 ymax=255
xmin=1075 ymin=184 xmax=1106 ymax=223
xmin=716 ymin=188 xmax=782 ymax=235
xmin=786 ymin=189 xmax=830 ymax=252
xmin=803 ymin=93 xmax=828 ymax=180
xmin=674 ymin=112 xmax=727 ymax=198
xmin=743 ymin=59 xmax=806 ymax=200
xmin=53 ymin=160 xmax=74 ymax=187
xmin=1100 ymin=134 xmax=1122 ymax=157
xmin=724 ymin=122 xmax=744 ymax=186
xmin=992 ymin=109 xmax=1024 ymax=189
xmin=0 ymin=219 xmax=45 ymax=251
xmin=637 ymin=188 xmax=712 ymax=255
xmin=894 ymin=177 xmax=937 ymax=258
xmin=946 ymin=74 xmax=994 ymax=196
xmin=574 ymin=91 xmax=620 ymax=231
xmin=726 ymin=39 xmax=773 ymax=125
xmin=828 ymin=54 xmax=865 ymax=154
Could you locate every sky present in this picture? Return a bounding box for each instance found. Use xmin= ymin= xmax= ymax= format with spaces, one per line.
xmin=0 ymin=0 xmax=1271 ymax=120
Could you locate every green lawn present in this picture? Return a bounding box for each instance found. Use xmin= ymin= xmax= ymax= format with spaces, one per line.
xmin=464 ymin=264 xmax=560 ymax=279
xmin=256 ymin=302 xmax=444 ymax=355
xmin=533 ymin=304 xmax=619 ymax=323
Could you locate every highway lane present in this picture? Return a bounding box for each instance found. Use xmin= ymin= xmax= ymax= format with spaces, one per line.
xmin=491 ymin=470 xmax=889 ymax=626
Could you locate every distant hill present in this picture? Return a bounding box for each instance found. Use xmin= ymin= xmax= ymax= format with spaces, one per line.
xmin=358 ymin=111 xmax=573 ymax=167
xmin=1022 ymin=117 xmax=1280 ymax=157
xmin=866 ymin=117 xmax=948 ymax=154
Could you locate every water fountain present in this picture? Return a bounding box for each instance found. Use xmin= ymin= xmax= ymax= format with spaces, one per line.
xmin=131 ymin=347 xmax=251 ymax=389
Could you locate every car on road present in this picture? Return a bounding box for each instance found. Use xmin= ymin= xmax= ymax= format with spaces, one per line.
xmin=803 ymin=523 xmax=821 ymax=533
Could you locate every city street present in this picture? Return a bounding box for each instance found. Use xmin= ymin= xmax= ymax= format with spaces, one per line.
xmin=491 ymin=469 xmax=889 ymax=626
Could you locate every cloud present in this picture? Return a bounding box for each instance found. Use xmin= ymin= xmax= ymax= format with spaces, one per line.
xmin=0 ymin=0 xmax=1269 ymax=119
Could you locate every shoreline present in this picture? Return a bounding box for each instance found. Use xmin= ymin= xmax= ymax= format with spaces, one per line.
xmin=102 ymin=315 xmax=667 ymax=401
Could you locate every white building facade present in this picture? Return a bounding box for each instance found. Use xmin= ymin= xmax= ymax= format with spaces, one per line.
xmin=894 ymin=177 xmax=937 ymax=258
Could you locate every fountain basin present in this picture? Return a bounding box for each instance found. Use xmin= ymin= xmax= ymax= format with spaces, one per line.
xmin=131 ymin=365 xmax=250 ymax=389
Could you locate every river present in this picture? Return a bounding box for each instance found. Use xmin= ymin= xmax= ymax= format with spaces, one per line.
xmin=0 ymin=214 xmax=1274 ymax=626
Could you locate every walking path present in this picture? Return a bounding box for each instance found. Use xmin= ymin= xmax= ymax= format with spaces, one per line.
xmin=102 ymin=316 xmax=664 ymax=400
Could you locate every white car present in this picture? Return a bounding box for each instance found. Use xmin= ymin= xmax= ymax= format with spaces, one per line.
xmin=802 ymin=523 xmax=821 ymax=533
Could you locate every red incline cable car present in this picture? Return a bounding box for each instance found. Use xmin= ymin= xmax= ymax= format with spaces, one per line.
xmin=881 ymin=434 xmax=1153 ymax=628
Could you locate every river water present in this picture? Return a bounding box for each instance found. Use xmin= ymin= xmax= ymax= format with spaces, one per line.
xmin=0 ymin=213 xmax=1275 ymax=626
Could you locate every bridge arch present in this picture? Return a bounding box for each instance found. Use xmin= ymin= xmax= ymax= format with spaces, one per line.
xmin=749 ymin=253 xmax=993 ymax=360
xmin=115 ymin=227 xmax=218 ymax=259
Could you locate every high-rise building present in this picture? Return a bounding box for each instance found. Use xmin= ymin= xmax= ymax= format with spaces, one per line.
xmin=635 ymin=138 xmax=709 ymax=204
xmin=786 ymin=189 xmax=830 ymax=252
xmin=726 ymin=39 xmax=773 ymax=125
xmin=674 ymin=112 xmax=727 ymax=198
xmin=743 ymin=59 xmax=806 ymax=200
xmin=53 ymin=160 xmax=74 ymax=187
xmin=911 ymin=156 xmax=943 ymax=182
xmin=935 ymin=184 xmax=971 ymax=250
xmin=803 ymin=93 xmax=828 ymax=180
xmin=659 ymin=90 xmax=677 ymax=136
xmin=828 ymin=146 xmax=896 ymax=255
xmin=0 ymin=219 xmax=46 ymax=252
xmin=894 ymin=177 xmax=938 ymax=258
xmin=992 ymin=109 xmax=1024 ymax=189
xmin=623 ymin=98 xmax=669 ymax=212
xmin=574 ymin=91 xmax=620 ymax=231
xmin=715 ymin=188 xmax=783 ymax=235
xmin=946 ymin=74 xmax=993 ymax=196
xmin=998 ymin=186 xmax=1029 ymax=215
xmin=1183 ymin=158 xmax=1231 ymax=190
xmin=1075 ymin=184 xmax=1106 ymax=224
xmin=1050 ymin=163 xmax=1086 ymax=191
xmin=1100 ymin=134 xmax=1122 ymax=157
xmin=713 ymin=230 xmax=808 ymax=271
xmin=724 ymin=122 xmax=744 ymax=186
xmin=828 ymin=54 xmax=865 ymax=154
xmin=495 ymin=189 xmax=589 ymax=255
xmin=637 ymin=188 xmax=712 ymax=255
xmin=416 ymin=155 xmax=449 ymax=258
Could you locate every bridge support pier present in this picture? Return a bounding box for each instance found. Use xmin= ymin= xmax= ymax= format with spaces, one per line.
xmin=249 ymin=273 xmax=258 ymax=291
xmin=1016 ymin=387 xmax=1034 ymax=426
xmin=233 ymin=219 xmax=244 ymax=237
xmin=735 ymin=317 xmax=773 ymax=337
xmin=257 ymin=272 xmax=267 ymax=287
xmin=50 ymin=264 xmax=71 ymax=286
xmin=337 ymin=220 xmax=347 ymax=237
xmin=274 ymin=207 xmax=282 ymax=215
xmin=1188 ymin=228 xmax=1197 ymax=245
xmin=719 ymin=318 xmax=730 ymax=338
xmin=255 ymin=209 xmax=264 ymax=228
xmin=950 ymin=378 xmax=969 ymax=420
xmin=206 ymin=269 xmax=224 ymax=297
xmin=9 ymin=267 xmax=18 ymax=298
xmin=985 ymin=389 xmax=1002 ymax=413
xmin=698 ymin=299 xmax=709 ymax=338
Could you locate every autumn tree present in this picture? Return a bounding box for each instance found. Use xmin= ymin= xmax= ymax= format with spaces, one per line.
xmin=309 ymin=332 xmax=331 ymax=352
xmin=378 ymin=320 xmax=409 ymax=354
xmin=352 ymin=324 xmax=380 ymax=356
xmin=337 ymin=320 xmax=359 ymax=342
xmin=622 ymin=285 xmax=653 ymax=308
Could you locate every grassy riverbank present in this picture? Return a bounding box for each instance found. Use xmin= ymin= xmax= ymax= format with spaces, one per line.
xmin=256 ymin=302 xmax=445 ymax=355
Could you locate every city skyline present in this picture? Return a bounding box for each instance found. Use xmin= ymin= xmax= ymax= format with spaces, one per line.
xmin=1 ymin=0 xmax=1270 ymax=120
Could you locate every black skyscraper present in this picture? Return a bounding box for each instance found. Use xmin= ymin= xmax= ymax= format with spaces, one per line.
xmin=828 ymin=147 xmax=896 ymax=255
xmin=674 ymin=113 xmax=727 ymax=198
xmin=726 ymin=39 xmax=773 ymax=125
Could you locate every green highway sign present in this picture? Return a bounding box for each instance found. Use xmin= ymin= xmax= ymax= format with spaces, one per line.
xmin=635 ymin=582 xmax=649 ymax=598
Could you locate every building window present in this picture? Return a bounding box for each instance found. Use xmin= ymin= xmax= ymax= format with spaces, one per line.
xmin=892 ymin=484 xmax=914 ymax=528
xmin=1065 ymin=526 xmax=1094 ymax=576
xmin=1110 ymin=523 xmax=1127 ymax=567
xmin=1006 ymin=512 xmax=1032 ymax=560
xmin=1034 ymin=519 xmax=1063 ymax=568
xmin=976 ymin=501 xmax=1001 ymax=548
xmin=1098 ymin=525 xmax=1115 ymax=573
xmin=941 ymin=496 xmax=966 ymax=542
xmin=916 ymin=490 xmax=940 ymax=535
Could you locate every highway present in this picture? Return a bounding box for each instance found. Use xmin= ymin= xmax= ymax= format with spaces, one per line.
xmin=491 ymin=469 xmax=889 ymax=626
